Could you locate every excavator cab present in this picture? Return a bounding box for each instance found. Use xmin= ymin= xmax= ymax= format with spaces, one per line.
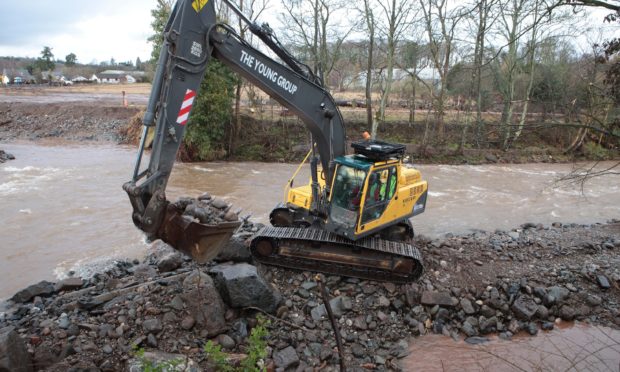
xmin=325 ymin=140 xmax=428 ymax=241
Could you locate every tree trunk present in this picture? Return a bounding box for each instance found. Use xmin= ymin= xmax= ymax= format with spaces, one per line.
xmin=231 ymin=0 xmax=245 ymax=157
xmin=513 ymin=1 xmax=539 ymax=145
xmin=363 ymin=0 xmax=375 ymax=135
xmin=474 ymin=0 xmax=488 ymax=148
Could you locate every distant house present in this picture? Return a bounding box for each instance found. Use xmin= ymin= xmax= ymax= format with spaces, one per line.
xmin=98 ymin=71 xmax=123 ymax=83
xmin=71 ymin=76 xmax=89 ymax=83
xmin=96 ymin=70 xmax=138 ymax=84
xmin=97 ymin=70 xmax=144 ymax=84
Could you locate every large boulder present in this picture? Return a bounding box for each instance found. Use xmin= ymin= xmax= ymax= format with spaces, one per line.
xmin=214 ymin=236 xmax=251 ymax=263
xmin=181 ymin=271 xmax=227 ymax=336
xmin=10 ymin=281 xmax=55 ymax=303
xmin=0 ymin=327 xmax=33 ymax=372
xmin=420 ymin=291 xmax=457 ymax=307
xmin=0 ymin=150 xmax=15 ymax=163
xmin=546 ymin=286 xmax=570 ymax=305
xmin=210 ymin=263 xmax=281 ymax=313
xmin=273 ymin=346 xmax=299 ymax=370
xmin=54 ymin=277 xmax=84 ymax=292
xmin=511 ymin=295 xmax=538 ymax=320
xmin=145 ymin=240 xmax=184 ymax=273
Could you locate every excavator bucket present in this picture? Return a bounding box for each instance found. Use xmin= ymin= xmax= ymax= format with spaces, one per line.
xmin=156 ymin=204 xmax=241 ymax=263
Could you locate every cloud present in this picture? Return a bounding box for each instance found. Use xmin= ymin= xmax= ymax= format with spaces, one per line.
xmin=0 ymin=0 xmax=154 ymax=62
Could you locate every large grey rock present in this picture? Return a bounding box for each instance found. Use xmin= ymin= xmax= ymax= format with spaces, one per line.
xmin=421 ymin=291 xmax=457 ymax=307
xmin=310 ymin=296 xmax=350 ymax=320
xmin=273 ymin=346 xmax=299 ymax=369
xmin=54 ymin=277 xmax=84 ymax=292
xmin=142 ymin=318 xmax=163 ymax=333
xmin=216 ymin=334 xmax=236 ymax=349
xmin=0 ymin=151 xmax=15 ymax=163
xmin=0 ymin=327 xmax=33 ymax=372
xmin=157 ymin=252 xmax=183 ymax=273
xmin=597 ymin=275 xmax=611 ymax=289
xmin=182 ymin=271 xmax=227 ymax=336
xmin=461 ymin=321 xmax=477 ymax=337
xmin=546 ymin=286 xmax=570 ymax=304
xmin=559 ymin=305 xmax=576 ymax=321
xmin=214 ymin=236 xmax=251 ymax=263
xmin=511 ymin=295 xmax=538 ymax=320
xmin=210 ymin=263 xmax=281 ymax=313
xmin=11 ymin=281 xmax=55 ymax=303
xmin=146 ymin=240 xmax=184 ymax=273
xmin=211 ymin=198 xmax=229 ymax=209
xmin=133 ymin=264 xmax=158 ymax=281
xmin=507 ymin=231 xmax=520 ymax=240
xmin=460 ymin=298 xmax=476 ymax=315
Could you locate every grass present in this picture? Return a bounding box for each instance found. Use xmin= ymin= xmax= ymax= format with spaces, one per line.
xmin=204 ymin=315 xmax=270 ymax=372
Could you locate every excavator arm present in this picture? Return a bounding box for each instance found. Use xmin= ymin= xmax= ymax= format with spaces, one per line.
xmin=123 ymin=0 xmax=346 ymax=259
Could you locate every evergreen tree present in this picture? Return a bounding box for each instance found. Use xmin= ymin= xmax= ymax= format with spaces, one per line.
xmin=65 ymin=53 xmax=77 ymax=66
xmin=147 ymin=0 xmax=237 ymax=160
xmin=36 ymin=46 xmax=55 ymax=71
xmin=148 ymin=0 xmax=174 ymax=63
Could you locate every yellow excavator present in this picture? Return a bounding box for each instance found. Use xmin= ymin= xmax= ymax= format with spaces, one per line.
xmin=123 ymin=0 xmax=428 ymax=283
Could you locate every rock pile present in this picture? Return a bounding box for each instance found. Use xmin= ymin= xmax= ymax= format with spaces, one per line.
xmin=0 ymin=220 xmax=618 ymax=371
xmin=0 ymin=102 xmax=140 ymax=143
xmin=0 ymin=149 xmax=15 ymax=163
xmin=172 ymin=193 xmax=241 ymax=225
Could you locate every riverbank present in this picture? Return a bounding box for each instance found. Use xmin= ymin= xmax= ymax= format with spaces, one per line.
xmin=1 ymin=219 xmax=618 ymax=371
xmin=1 ymin=99 xmax=617 ymax=165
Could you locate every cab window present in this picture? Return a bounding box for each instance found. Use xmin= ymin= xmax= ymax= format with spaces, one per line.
xmin=332 ymin=165 xmax=367 ymax=212
xmin=362 ymin=166 xmax=397 ymax=223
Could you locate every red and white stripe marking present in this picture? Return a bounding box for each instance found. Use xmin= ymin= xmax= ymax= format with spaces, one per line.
xmin=176 ymin=89 xmax=196 ymax=125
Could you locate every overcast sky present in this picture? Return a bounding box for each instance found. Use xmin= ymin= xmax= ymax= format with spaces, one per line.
xmin=0 ymin=0 xmax=617 ymax=65
xmin=0 ymin=0 xmax=154 ymax=64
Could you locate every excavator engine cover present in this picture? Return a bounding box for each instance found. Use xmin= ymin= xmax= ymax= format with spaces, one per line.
xmin=157 ymin=204 xmax=241 ymax=263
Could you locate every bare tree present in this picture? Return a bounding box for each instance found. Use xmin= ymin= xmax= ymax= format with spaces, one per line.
xmin=279 ymin=0 xmax=352 ymax=86
xmin=562 ymin=0 xmax=620 ymax=11
xmin=374 ymin=0 xmax=417 ymax=138
xmin=360 ymin=0 xmax=376 ymax=131
xmin=458 ymin=0 xmax=500 ymax=151
xmin=420 ymin=0 xmax=467 ymax=141
xmin=230 ymin=0 xmax=270 ymax=155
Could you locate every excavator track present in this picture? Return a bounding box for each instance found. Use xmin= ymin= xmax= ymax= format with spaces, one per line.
xmin=250 ymin=226 xmax=424 ymax=283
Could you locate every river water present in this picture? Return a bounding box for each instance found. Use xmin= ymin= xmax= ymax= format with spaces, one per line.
xmin=1 ymin=142 xmax=619 ymax=299
xmin=402 ymin=321 xmax=620 ymax=371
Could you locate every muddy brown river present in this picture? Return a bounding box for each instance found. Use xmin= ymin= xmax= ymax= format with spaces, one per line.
xmin=1 ymin=142 xmax=619 ymax=299
xmin=402 ymin=321 xmax=620 ymax=371
xmin=1 ymin=142 xmax=619 ymax=369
